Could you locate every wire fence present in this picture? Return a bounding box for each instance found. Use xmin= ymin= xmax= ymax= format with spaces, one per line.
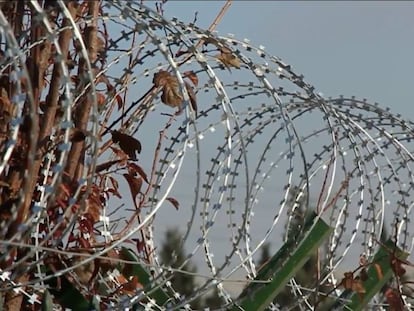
xmin=0 ymin=1 xmax=413 ymax=310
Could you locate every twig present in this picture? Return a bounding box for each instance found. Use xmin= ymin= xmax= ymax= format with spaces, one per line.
xmin=208 ymin=0 xmax=233 ymax=33
xmin=314 ymin=131 xmax=338 ymax=302
xmin=177 ymin=0 xmax=233 ymax=66
xmin=192 ymin=11 xmax=198 ymax=25
xmin=101 ymin=86 xmax=157 ymax=137
xmin=322 ymin=176 xmax=350 ymax=214
xmin=65 ymin=0 xmax=100 ymax=180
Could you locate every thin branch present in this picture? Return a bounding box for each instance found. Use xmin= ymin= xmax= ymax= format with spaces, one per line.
xmin=208 ymin=0 xmax=233 ymax=32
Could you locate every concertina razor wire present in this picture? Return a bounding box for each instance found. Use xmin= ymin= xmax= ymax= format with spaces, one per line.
xmin=0 ymin=1 xmax=413 ymax=310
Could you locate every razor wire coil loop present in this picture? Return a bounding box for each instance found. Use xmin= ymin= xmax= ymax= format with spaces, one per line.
xmin=0 ymin=1 xmax=413 ymax=309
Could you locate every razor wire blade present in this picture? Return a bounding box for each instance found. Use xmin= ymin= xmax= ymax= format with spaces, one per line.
xmin=0 ymin=1 xmax=413 ymax=310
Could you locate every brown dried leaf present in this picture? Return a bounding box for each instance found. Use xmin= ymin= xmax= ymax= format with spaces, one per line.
xmin=115 ymin=94 xmax=124 ymax=110
xmin=72 ymin=1 xmax=89 ymax=21
xmin=116 ymin=273 xmax=128 ymax=285
xmin=160 ymin=78 xmax=182 ymax=108
xmin=0 ymin=88 xmax=12 ymax=121
xmin=118 ymin=275 xmax=143 ymax=295
xmin=185 ymin=82 xmax=197 ymax=114
xmin=95 ymin=36 xmax=106 ymax=55
xmin=391 ymin=258 xmax=406 ymax=277
xmin=86 ymin=187 xmax=103 ymax=223
xmin=79 ymin=215 xmax=94 ymax=235
xmin=153 ymin=70 xmax=197 ymax=112
xmin=67 ymin=0 xmax=82 ymax=20
xmin=340 ymin=272 xmax=354 ymax=290
xmin=93 ymin=72 xmax=123 ymax=110
xmin=133 ymin=238 xmax=146 ymax=254
xmin=351 ymin=278 xmax=366 ymax=294
xmin=96 ymin=159 xmax=122 ymax=173
xmin=340 ymin=272 xmax=366 ymax=295
xmin=360 ymin=267 xmax=368 ymax=282
xmin=109 ymin=146 xmax=128 ymax=160
xmin=166 ymin=197 xmax=180 ymax=210
xmin=175 ymin=49 xmax=189 ymax=58
xmin=97 ymin=92 xmax=106 ymax=106
xmin=154 ymin=70 xmax=182 ymax=107
xmin=183 ymin=70 xmax=198 ymax=87
xmin=385 ymin=287 xmax=404 ymax=311
xmin=70 ymin=75 xmax=80 ymax=85
xmin=217 ymin=48 xmax=241 ymax=70
xmin=107 ymin=188 xmax=122 ymax=199
xmin=128 ymin=163 xmax=149 ymax=184
xmin=107 ymin=83 xmax=124 ymax=110
xmin=153 ymin=70 xmax=172 ymax=87
xmin=111 ymin=130 xmax=141 ymax=160
xmin=108 ymin=176 xmax=122 ymax=198
xmin=123 ymin=173 xmax=142 ymax=203
xmin=99 ymin=249 xmax=120 ymax=273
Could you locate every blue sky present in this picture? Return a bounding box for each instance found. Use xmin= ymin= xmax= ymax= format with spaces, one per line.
xmin=165 ymin=1 xmax=414 ymax=118
xmin=116 ymin=1 xmax=414 ymax=297
xmin=153 ymin=0 xmax=414 ymax=293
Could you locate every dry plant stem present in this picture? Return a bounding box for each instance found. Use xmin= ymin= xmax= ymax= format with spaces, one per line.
xmin=121 ymin=114 xmax=176 ymax=264
xmin=13 ymin=5 xmax=74 ymax=226
xmin=121 ymin=32 xmax=138 ymax=121
xmin=7 ymin=6 xmax=47 ymax=235
xmin=137 ymin=114 xmax=176 ymax=263
xmin=95 ymin=9 xmax=127 ymax=138
xmin=97 ymin=87 xmax=159 ymax=163
xmin=18 ymin=4 xmax=75 ymax=227
xmin=97 ymin=33 xmax=151 ymax=139
xmin=100 ymin=85 xmax=157 ymax=137
xmin=192 ymin=0 xmax=232 ymax=50
xmin=97 ymin=0 xmax=232 ymax=276
xmin=208 ymin=0 xmax=232 ymax=32
xmin=98 ymin=35 xmax=151 ymax=138
xmin=128 ymin=169 xmax=153 ymax=264
xmin=322 ymin=176 xmax=349 ymax=214
xmin=109 ymin=33 xmax=146 ymax=133
xmin=113 ymin=114 xmax=176 ymax=262
xmin=178 ymin=0 xmax=233 ymax=66
xmin=65 ymin=1 xmax=100 ymax=181
xmin=141 ymin=114 xmax=176 ymax=203
xmin=101 ymin=0 xmax=232 ymax=138
xmin=111 ymin=0 xmax=232 ymax=266
xmin=4 ymin=7 xmax=77 ymax=309
xmin=314 ymin=145 xmax=336 ymax=300
xmin=316 ymin=155 xmax=335 ymax=215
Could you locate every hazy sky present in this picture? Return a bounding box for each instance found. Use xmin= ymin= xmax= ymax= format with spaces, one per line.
xmin=122 ymin=1 xmax=414 ymax=297
xmin=166 ymin=1 xmax=414 ymax=118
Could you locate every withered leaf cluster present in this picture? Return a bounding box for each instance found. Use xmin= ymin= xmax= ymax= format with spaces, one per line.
xmin=217 ymin=46 xmax=241 ymax=70
xmin=203 ymin=37 xmax=241 ymax=70
xmin=111 ymin=130 xmax=141 ymax=161
xmin=152 ymin=70 xmax=197 ymax=113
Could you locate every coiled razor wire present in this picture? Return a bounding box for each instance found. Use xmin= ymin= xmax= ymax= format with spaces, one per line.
xmin=0 ymin=1 xmax=413 ymax=310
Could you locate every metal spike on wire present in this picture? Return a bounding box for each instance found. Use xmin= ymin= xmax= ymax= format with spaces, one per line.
xmin=0 ymin=1 xmax=413 ymax=310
